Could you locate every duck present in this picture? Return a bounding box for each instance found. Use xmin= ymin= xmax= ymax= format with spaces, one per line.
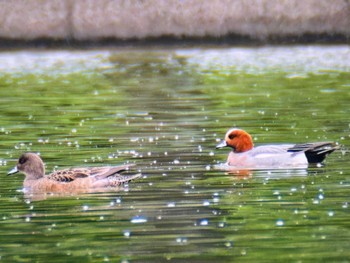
xmin=216 ymin=128 xmax=340 ymax=169
xmin=7 ymin=152 xmax=141 ymax=193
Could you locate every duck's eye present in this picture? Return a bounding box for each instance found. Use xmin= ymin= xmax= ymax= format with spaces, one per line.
xmin=228 ymin=134 xmax=235 ymax=140
xmin=19 ymin=156 xmax=27 ymax=164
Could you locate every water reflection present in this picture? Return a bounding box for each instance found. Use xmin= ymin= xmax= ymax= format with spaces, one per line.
xmin=20 ymin=184 xmax=135 ymax=201
xmin=0 ymin=47 xmax=349 ymax=262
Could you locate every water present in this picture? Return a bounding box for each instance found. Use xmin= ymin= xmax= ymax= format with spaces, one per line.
xmin=0 ymin=46 xmax=349 ymax=262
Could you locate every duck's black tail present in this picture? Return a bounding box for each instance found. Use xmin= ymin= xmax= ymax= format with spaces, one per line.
xmin=288 ymin=142 xmax=340 ymax=163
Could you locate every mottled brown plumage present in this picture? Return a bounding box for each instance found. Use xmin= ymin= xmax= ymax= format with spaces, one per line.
xmin=8 ymin=153 xmax=141 ymax=193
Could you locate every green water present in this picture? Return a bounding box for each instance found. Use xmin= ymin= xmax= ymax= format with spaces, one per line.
xmin=0 ymin=47 xmax=349 ymax=262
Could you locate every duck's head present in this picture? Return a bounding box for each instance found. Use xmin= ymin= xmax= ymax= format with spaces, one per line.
xmin=216 ymin=128 xmax=254 ymax=153
xmin=8 ymin=153 xmax=45 ymax=179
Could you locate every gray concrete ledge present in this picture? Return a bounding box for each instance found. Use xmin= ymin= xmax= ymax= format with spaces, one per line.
xmin=0 ymin=0 xmax=349 ymax=43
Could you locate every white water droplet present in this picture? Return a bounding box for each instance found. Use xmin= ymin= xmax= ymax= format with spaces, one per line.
xmin=225 ymin=241 xmax=233 ymax=248
xmin=199 ymin=219 xmax=209 ymax=226
xmin=123 ymin=230 xmax=131 ymax=238
xmin=218 ymin=222 xmax=226 ymax=228
xmin=203 ymin=200 xmax=210 ymax=206
xmin=131 ymin=216 xmax=147 ymax=224
xmin=276 ymin=219 xmax=284 ymax=226
xmin=176 ymin=237 xmax=188 ymax=244
xmin=328 ymin=211 xmax=334 ymax=217
xmin=167 ymin=202 xmax=176 ymax=207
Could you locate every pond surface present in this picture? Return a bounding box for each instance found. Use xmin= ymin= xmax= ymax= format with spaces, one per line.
xmin=0 ymin=46 xmax=349 ymax=262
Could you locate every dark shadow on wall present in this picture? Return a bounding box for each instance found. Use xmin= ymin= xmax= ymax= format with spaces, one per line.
xmin=0 ymin=33 xmax=349 ymax=50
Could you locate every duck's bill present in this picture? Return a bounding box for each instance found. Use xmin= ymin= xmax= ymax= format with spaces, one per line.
xmin=8 ymin=166 xmax=19 ymax=175
xmin=216 ymin=140 xmax=227 ymax=149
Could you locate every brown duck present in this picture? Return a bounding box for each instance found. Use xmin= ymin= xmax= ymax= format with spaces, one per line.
xmin=8 ymin=153 xmax=141 ymax=193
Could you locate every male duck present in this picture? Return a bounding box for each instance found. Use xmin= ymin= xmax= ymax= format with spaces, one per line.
xmin=216 ymin=128 xmax=340 ymax=169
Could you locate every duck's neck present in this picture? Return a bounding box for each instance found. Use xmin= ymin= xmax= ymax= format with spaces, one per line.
xmin=24 ymin=167 xmax=45 ymax=180
xmin=234 ymin=135 xmax=254 ymax=153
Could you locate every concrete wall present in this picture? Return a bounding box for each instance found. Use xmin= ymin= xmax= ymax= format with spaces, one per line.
xmin=0 ymin=0 xmax=349 ymax=42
